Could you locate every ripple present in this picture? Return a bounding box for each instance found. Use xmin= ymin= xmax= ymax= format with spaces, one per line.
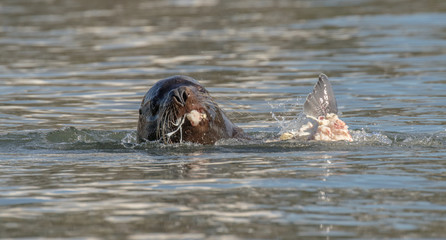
xmin=1 ymin=0 xmax=446 ymax=239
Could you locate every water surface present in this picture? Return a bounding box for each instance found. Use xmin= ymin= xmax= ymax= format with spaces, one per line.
xmin=1 ymin=0 xmax=445 ymax=239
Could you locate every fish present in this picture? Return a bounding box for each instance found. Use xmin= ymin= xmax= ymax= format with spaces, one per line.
xmin=280 ymin=73 xmax=352 ymax=142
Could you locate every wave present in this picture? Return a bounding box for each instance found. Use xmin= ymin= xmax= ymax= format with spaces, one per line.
xmin=0 ymin=126 xmax=444 ymax=153
xmin=0 ymin=127 xmax=135 ymax=152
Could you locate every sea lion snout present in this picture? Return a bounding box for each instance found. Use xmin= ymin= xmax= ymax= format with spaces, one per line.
xmin=169 ymin=86 xmax=208 ymax=127
xmin=169 ymin=86 xmax=205 ymax=114
xmin=170 ymin=86 xmax=190 ymax=107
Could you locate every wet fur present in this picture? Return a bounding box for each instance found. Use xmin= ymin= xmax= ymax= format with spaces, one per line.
xmin=137 ymin=76 xmax=244 ymax=144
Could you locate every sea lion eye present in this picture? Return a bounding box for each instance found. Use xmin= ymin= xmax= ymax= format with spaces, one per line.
xmin=197 ymin=86 xmax=206 ymax=93
xmin=150 ymin=101 xmax=159 ymax=115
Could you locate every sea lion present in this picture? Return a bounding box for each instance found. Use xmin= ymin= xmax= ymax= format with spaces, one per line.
xmin=137 ymin=75 xmax=245 ymax=144
xmin=280 ymin=73 xmax=352 ymax=141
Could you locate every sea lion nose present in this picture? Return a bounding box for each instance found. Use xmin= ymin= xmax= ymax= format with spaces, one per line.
xmin=172 ymin=87 xmax=189 ymax=106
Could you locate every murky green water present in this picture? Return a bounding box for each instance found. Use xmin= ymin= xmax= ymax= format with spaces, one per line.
xmin=1 ymin=0 xmax=445 ymax=239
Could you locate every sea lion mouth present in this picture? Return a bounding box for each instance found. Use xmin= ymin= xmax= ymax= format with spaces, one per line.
xmin=156 ymin=87 xmax=210 ymax=143
xmin=185 ymin=109 xmax=207 ymax=127
xmin=157 ymin=108 xmax=208 ymax=143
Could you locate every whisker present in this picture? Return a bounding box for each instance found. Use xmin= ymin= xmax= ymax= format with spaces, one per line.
xmin=166 ymin=115 xmax=185 ymax=140
xmin=155 ymin=103 xmax=187 ymax=144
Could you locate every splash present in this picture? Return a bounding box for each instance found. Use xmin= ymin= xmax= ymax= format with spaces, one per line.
xmin=270 ymin=97 xmax=353 ymax=142
xmin=268 ymin=97 xmax=305 ymax=135
xmin=350 ymin=129 xmax=392 ymax=145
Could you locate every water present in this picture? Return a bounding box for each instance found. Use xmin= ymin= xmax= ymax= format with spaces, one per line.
xmin=1 ymin=0 xmax=445 ymax=239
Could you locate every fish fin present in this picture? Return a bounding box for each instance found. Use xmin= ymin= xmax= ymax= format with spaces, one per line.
xmin=303 ymin=73 xmax=338 ymax=118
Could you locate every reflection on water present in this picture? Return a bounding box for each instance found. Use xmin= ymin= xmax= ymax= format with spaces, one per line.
xmin=1 ymin=0 xmax=446 ymax=239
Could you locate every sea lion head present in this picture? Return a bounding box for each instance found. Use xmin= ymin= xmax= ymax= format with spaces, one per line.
xmin=137 ymin=75 xmax=242 ymax=144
